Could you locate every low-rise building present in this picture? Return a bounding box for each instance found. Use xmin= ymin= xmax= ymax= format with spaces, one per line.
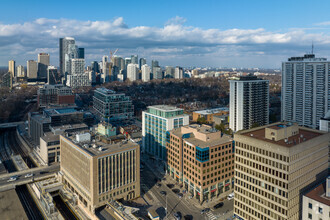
xmin=192 ymin=107 xmax=229 ymax=124
xmin=37 ymin=123 xmax=88 ymax=165
xmin=97 ymin=122 xmax=116 ymax=137
xmin=60 ymin=132 xmax=140 ymax=214
xmin=302 ymin=177 xmax=330 ymax=220
xmin=167 ymin=124 xmax=234 ymax=203
xmin=319 ymin=111 xmax=330 ymax=132
xmin=37 ymin=84 xmax=75 ymax=108
xmin=40 ymin=133 xmax=60 ymax=164
xmin=28 ymin=107 xmax=85 ymax=145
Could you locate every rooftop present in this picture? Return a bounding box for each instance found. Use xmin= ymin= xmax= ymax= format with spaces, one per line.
xmin=305 ymin=181 xmax=330 ymax=206
xmin=64 ymin=132 xmax=138 ymax=157
xmin=240 ymin=123 xmax=323 ymax=147
xmin=41 ymin=132 xmax=60 ymax=143
xmin=229 ymin=75 xmax=267 ymax=81
xmin=287 ymin=54 xmax=327 ymax=62
xmin=185 ymin=135 xmax=232 ymax=148
xmin=172 ymin=124 xmax=232 ymax=148
xmin=50 ymin=123 xmax=88 ymax=134
xmin=94 ymin=87 xmax=124 ymax=96
xmin=43 ymin=107 xmax=81 ymax=116
xmin=30 ymin=112 xmax=51 ymax=123
xmin=194 ymin=107 xmax=229 ymax=115
xmin=148 ymin=105 xmax=182 ymax=112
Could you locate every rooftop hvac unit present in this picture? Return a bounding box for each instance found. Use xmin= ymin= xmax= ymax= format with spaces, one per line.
xmin=76 ymin=133 xmax=91 ymax=143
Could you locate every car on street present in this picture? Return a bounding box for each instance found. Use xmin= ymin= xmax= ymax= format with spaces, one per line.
xmin=200 ymin=208 xmax=210 ymax=214
xmin=173 ymin=212 xmax=182 ymax=220
xmin=162 ymin=177 xmax=166 ymax=181
xmin=7 ymin=175 xmax=18 ymax=182
xmin=160 ymin=191 xmax=167 ymax=196
xmin=177 ymin=193 xmax=183 ymax=199
xmin=167 ymin=184 xmax=174 ymax=189
xmin=172 ymin=188 xmax=180 ymax=194
xmin=24 ymin=173 xmax=34 ymax=178
xmin=156 ymin=183 xmax=162 ymax=188
xmin=213 ymin=202 xmax=224 ymax=209
xmin=184 ymin=215 xmax=193 ymax=220
xmin=227 ymin=192 xmax=234 ymax=200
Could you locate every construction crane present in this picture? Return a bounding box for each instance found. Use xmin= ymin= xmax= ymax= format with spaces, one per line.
xmin=110 ymin=48 xmax=119 ymax=63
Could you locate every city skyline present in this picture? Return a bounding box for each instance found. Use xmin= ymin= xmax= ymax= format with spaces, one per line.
xmin=2 ymin=1 xmax=330 ymax=68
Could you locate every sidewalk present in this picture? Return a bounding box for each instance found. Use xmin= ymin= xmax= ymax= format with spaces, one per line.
xmin=141 ymin=153 xmax=232 ymax=210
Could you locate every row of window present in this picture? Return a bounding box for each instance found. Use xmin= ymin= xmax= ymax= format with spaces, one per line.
xmin=236 ymin=155 xmax=288 ymax=181
xmin=236 ymin=141 xmax=289 ymax=163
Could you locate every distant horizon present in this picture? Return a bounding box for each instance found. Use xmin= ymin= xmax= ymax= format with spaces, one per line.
xmin=2 ymin=1 xmax=330 ymax=68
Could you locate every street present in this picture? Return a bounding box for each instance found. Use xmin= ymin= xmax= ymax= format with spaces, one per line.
xmin=140 ymin=157 xmax=234 ymax=220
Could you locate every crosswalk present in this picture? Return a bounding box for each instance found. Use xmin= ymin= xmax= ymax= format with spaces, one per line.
xmin=205 ymin=211 xmax=217 ymax=220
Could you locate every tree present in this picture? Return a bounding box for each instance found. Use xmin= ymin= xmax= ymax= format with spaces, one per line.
xmin=197 ymin=116 xmax=207 ymax=124
xmin=251 ymin=122 xmax=260 ymax=128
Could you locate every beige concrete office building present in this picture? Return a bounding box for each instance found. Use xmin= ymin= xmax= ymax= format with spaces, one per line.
xmin=167 ymin=124 xmax=234 ymax=203
xmin=60 ymin=132 xmax=140 ymax=214
xmin=233 ymin=122 xmax=330 ymax=220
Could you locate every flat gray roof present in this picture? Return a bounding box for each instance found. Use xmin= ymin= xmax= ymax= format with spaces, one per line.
xmin=64 ymin=133 xmax=138 ymax=157
xmin=148 ymin=105 xmax=182 ymax=112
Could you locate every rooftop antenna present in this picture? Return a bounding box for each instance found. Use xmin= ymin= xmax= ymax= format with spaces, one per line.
xmin=312 ymin=41 xmax=314 ymax=54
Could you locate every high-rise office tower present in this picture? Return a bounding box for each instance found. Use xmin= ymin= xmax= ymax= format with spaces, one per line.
xmin=16 ymin=65 xmax=25 ymax=77
xmin=125 ymin=57 xmax=132 ymax=69
xmin=120 ymin=57 xmax=125 ymax=71
xmin=47 ymin=66 xmax=60 ymax=85
xmin=165 ymin=66 xmax=175 ymax=78
xmin=127 ymin=63 xmax=139 ymax=81
xmin=151 ymin=60 xmax=159 ymax=73
xmin=282 ymin=54 xmax=330 ymax=129
xmin=142 ymin=105 xmax=189 ymax=160
xmin=77 ymin=48 xmax=84 ymax=59
xmin=112 ymin=56 xmax=123 ymax=70
xmin=141 ymin=64 xmax=151 ymax=82
xmin=229 ymin=75 xmax=269 ymax=132
xmin=38 ymin=53 xmax=50 ymax=78
xmin=8 ymin=60 xmax=15 ymax=78
xmin=91 ymin=61 xmax=99 ymax=73
xmin=59 ymin=37 xmax=76 ymax=75
xmin=102 ymin=56 xmax=108 ymax=74
xmin=153 ymin=66 xmax=163 ymax=79
xmin=27 ymin=60 xmax=38 ymax=79
xmin=233 ymin=122 xmax=330 ymax=220
xmin=139 ymin=58 xmax=146 ymax=69
xmin=131 ymin=55 xmax=138 ymax=64
xmin=174 ymin=66 xmax=183 ymax=79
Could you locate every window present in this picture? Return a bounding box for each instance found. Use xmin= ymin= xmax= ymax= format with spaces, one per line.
xmin=308 ymin=213 xmax=312 ymax=219
xmin=308 ymin=203 xmax=312 ymax=209
xmin=319 ymin=207 xmax=323 ymax=214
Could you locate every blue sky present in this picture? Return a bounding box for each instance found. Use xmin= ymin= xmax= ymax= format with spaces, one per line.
xmin=1 ymin=0 xmax=330 ymax=68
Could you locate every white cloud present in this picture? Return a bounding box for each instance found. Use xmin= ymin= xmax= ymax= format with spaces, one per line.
xmin=1 ymin=17 xmax=330 ymax=67
xmin=314 ymin=21 xmax=330 ymax=26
